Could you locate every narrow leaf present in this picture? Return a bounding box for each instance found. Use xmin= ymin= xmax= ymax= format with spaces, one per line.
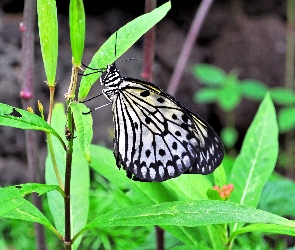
xmin=229 ymin=94 xmax=278 ymax=229
xmin=78 ymin=1 xmax=171 ymax=100
xmin=37 ymin=0 xmax=58 ymax=86
xmin=0 ymin=103 xmax=64 ymax=146
xmin=230 ymin=223 xmax=295 ymax=242
xmin=70 ymin=102 xmax=93 ymax=162
xmin=70 ymin=0 xmax=85 ymax=65
xmin=82 ymin=200 xmax=295 ymax=229
xmin=89 ymin=145 xmax=215 ymax=245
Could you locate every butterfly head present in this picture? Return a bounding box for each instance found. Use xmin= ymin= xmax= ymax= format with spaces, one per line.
xmin=100 ymin=63 xmax=122 ymax=87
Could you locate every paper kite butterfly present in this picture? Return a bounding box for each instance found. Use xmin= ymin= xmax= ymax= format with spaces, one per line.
xmin=84 ymin=62 xmax=224 ymax=182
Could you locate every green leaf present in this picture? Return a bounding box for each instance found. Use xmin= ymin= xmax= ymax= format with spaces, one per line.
xmin=70 ymin=0 xmax=85 ymax=65
xmin=259 ymin=175 xmax=295 ymax=217
xmin=230 ymin=223 xmax=295 ymax=242
xmin=229 ymin=94 xmax=278 ymax=229
xmin=172 ymin=246 xmax=207 ymax=250
xmin=15 ymin=183 xmax=61 ymax=196
xmin=0 ymin=184 xmax=61 ymax=237
xmin=213 ymin=163 xmax=227 ymax=188
xmin=89 ymin=145 xmax=216 ymax=246
xmin=194 ymin=88 xmax=219 ymax=103
xmin=82 ymin=200 xmax=295 ymax=229
xmin=270 ymin=87 xmax=295 ymax=105
xmin=207 ymin=189 xmax=223 ymax=201
xmin=78 ymin=1 xmax=171 ymax=100
xmin=70 ymin=102 xmax=93 ymax=162
xmin=278 ymin=107 xmax=295 ymax=133
xmin=241 ymin=79 xmax=268 ymax=101
xmin=3 ymin=199 xmax=60 ymax=238
xmin=37 ymin=0 xmax=58 ymax=86
xmin=46 ymin=103 xmax=89 ymax=248
xmin=0 ymin=190 xmax=24 ymax=216
xmin=220 ymin=126 xmax=238 ymax=148
xmin=218 ymin=73 xmax=241 ymax=111
xmin=192 ymin=64 xmax=226 ymax=86
xmin=0 ymin=103 xmax=65 ymax=146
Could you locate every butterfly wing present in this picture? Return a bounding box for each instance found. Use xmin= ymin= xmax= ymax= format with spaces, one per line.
xmin=111 ymin=78 xmax=223 ymax=182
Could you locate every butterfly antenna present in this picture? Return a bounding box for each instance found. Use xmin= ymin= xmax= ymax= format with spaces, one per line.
xmin=82 ymin=102 xmax=112 ymax=114
xmin=79 ymin=62 xmax=105 ymax=76
xmin=115 ymin=58 xmax=138 ymax=65
xmin=79 ymin=93 xmax=104 ymax=103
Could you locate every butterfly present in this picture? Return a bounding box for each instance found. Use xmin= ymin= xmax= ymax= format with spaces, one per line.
xmin=85 ymin=62 xmax=224 ymax=182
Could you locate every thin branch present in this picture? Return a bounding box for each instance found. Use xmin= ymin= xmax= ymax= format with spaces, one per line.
xmin=142 ymin=1 xmax=165 ymax=249
xmin=64 ymin=104 xmax=74 ymax=250
xmin=141 ymin=0 xmax=156 ymax=82
xmin=167 ymin=0 xmax=214 ymax=96
xmin=20 ymin=0 xmax=47 ymax=249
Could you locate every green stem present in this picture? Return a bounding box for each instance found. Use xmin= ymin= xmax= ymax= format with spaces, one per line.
xmin=47 ymin=132 xmax=64 ymax=190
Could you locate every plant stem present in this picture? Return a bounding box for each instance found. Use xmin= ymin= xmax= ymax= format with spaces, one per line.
xmin=142 ymin=0 xmax=164 ymax=249
xmin=64 ymin=99 xmax=75 ymax=249
xmin=167 ymin=0 xmax=214 ymax=96
xmin=48 ymin=85 xmax=55 ymax=125
xmin=141 ymin=0 xmax=156 ymax=82
xmin=20 ymin=0 xmax=47 ymax=249
xmin=47 ymin=133 xmax=64 ymax=189
xmin=285 ymin=0 xmax=295 ymax=175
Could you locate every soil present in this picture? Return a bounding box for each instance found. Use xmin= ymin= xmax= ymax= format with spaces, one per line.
xmin=0 ymin=0 xmax=287 ymax=185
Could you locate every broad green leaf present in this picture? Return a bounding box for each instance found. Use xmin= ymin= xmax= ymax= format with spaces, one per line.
xmin=0 ymin=184 xmax=62 ymax=235
xmin=70 ymin=102 xmax=93 ymax=162
xmin=270 ymin=87 xmax=295 ymax=105
xmin=89 ymin=144 xmax=215 ymax=246
xmin=278 ymin=107 xmax=295 ymax=133
xmin=81 ymin=200 xmax=295 ymax=229
xmin=259 ymin=175 xmax=295 ymax=217
xmin=229 ymin=94 xmax=278 ymax=230
xmin=0 ymin=198 xmax=24 ymax=216
xmin=46 ymin=103 xmax=89 ymax=249
xmin=3 ymin=199 xmax=60 ymax=238
xmin=0 ymin=103 xmax=65 ymax=147
xmin=192 ymin=64 xmax=226 ymax=86
xmin=241 ymin=79 xmax=268 ymax=101
xmin=37 ymin=0 xmax=58 ymax=86
xmin=70 ymin=0 xmax=85 ymax=65
xmin=78 ymin=1 xmax=171 ymax=100
xmin=194 ymin=88 xmax=219 ymax=103
xmin=89 ymin=145 xmax=131 ymax=190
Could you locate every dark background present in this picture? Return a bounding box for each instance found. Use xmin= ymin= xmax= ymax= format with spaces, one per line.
xmin=0 ymin=0 xmax=287 ymax=184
